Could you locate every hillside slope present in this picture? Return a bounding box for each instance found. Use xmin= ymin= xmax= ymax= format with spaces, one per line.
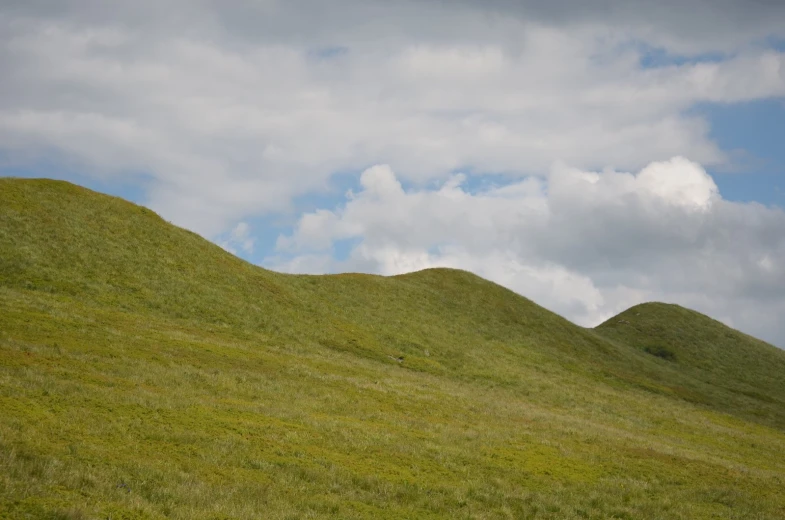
xmin=1 ymin=178 xmax=784 ymax=519
xmin=596 ymin=303 xmax=785 ymax=421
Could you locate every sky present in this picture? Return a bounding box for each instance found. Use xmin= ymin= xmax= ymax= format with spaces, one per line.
xmin=1 ymin=1 xmax=785 ymax=346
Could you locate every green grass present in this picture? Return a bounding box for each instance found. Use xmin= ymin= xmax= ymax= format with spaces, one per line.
xmin=1 ymin=178 xmax=784 ymax=519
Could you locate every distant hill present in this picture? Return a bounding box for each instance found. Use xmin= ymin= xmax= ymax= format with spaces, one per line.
xmin=596 ymin=303 xmax=785 ymax=421
xmin=2 ymin=178 xmax=784 ymax=519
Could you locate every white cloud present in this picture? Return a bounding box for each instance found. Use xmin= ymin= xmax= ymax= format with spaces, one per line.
xmin=634 ymin=157 xmax=718 ymax=209
xmin=272 ymin=158 xmax=785 ymax=346
xmin=219 ymin=221 xmax=255 ymax=255
xmin=1 ymin=2 xmax=784 ymax=345
xmin=0 ymin=3 xmax=784 ymax=237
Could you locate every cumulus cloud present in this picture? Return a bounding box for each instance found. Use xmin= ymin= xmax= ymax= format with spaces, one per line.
xmin=272 ymin=158 xmax=785 ymax=346
xmin=1 ymin=2 xmax=784 ymax=237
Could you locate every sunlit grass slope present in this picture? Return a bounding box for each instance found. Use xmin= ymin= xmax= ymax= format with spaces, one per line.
xmin=1 ymin=178 xmax=784 ymax=519
xmin=595 ymin=303 xmax=785 ymax=427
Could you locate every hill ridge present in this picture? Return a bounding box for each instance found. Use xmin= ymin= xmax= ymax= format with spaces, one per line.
xmin=2 ymin=177 xmax=785 ymax=519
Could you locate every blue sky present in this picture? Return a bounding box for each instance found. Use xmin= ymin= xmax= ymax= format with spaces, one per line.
xmin=701 ymin=99 xmax=785 ymax=205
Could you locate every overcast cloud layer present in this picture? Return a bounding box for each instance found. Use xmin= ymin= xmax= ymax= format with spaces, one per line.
xmin=1 ymin=1 xmax=784 ymax=345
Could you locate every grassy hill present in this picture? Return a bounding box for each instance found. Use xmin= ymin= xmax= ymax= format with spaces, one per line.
xmin=1 ymin=178 xmax=784 ymax=519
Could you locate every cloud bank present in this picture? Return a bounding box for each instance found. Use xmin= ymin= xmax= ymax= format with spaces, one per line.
xmin=1 ymin=1 xmax=784 ymax=344
xmin=273 ymin=158 xmax=785 ymax=346
xmin=2 ymin=1 xmax=784 ymax=235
